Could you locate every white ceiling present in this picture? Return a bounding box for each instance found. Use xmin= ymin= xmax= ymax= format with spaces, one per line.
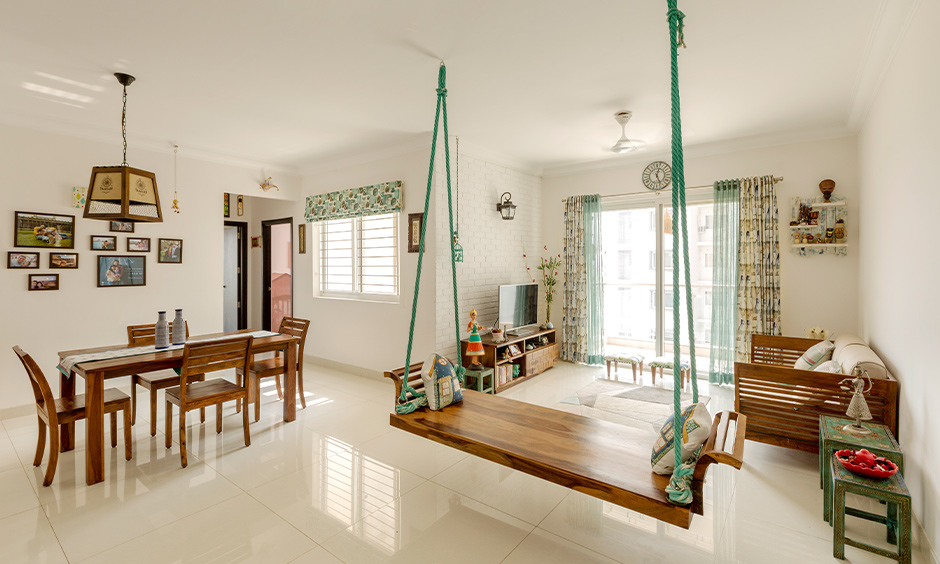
xmin=0 ymin=1 xmax=898 ymax=174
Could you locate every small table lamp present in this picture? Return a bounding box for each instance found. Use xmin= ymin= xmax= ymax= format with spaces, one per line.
xmin=840 ymin=368 xmax=874 ymax=436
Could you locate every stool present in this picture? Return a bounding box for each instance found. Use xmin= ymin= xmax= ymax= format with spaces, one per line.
xmin=464 ymin=367 xmax=494 ymax=394
xmin=830 ymin=455 xmax=912 ymax=563
xmin=648 ymin=356 xmax=690 ymax=388
xmin=603 ymin=353 xmax=644 ymax=382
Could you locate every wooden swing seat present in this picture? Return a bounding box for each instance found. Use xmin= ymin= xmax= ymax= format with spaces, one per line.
xmin=385 ymin=363 xmax=747 ymax=529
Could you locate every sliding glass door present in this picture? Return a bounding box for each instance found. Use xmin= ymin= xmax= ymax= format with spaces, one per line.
xmin=602 ymin=196 xmax=713 ymax=370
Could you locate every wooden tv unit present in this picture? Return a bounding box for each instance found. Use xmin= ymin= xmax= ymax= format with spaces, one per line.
xmin=461 ymin=328 xmax=558 ymax=393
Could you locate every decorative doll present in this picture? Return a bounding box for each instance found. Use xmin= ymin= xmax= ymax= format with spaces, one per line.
xmin=465 ymin=309 xmax=486 ymax=368
xmin=839 ymin=368 xmax=873 ymax=436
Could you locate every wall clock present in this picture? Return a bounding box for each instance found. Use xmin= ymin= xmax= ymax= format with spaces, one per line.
xmin=642 ymin=161 xmax=672 ymax=191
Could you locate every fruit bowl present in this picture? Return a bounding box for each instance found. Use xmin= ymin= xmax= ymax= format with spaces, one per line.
xmin=835 ymin=449 xmax=898 ymax=479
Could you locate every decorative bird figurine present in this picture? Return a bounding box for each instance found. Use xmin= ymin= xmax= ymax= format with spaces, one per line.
xmin=260 ymin=177 xmax=279 ymax=192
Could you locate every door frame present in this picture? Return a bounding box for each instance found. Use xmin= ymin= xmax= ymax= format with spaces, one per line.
xmin=224 ymin=221 xmax=248 ymax=330
xmin=262 ymin=217 xmax=294 ymax=331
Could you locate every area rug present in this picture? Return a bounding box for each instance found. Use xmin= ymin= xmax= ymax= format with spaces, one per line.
xmin=555 ymin=379 xmax=709 ymax=432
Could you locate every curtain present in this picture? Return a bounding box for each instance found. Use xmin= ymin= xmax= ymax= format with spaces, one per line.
xmin=304 ymin=180 xmax=402 ymax=222
xmin=562 ymin=194 xmax=604 ymax=365
xmin=709 ymin=180 xmax=739 ymax=385
xmin=736 ymin=175 xmax=781 ymax=361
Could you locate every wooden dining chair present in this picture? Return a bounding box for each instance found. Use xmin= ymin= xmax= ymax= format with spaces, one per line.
xmin=127 ymin=321 xmax=204 ymax=435
xmin=164 ymin=336 xmax=253 ymax=467
xmin=235 ymin=317 xmax=310 ymax=422
xmin=13 ymin=346 xmax=132 ymax=486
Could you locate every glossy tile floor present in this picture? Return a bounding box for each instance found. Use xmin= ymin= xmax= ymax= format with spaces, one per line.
xmin=0 ymin=361 xmax=931 ymax=563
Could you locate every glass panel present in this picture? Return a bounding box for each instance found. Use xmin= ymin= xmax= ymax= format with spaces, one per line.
xmin=270 ymin=222 xmax=292 ymax=331
xmin=663 ymin=203 xmax=713 ymax=371
xmin=602 ymin=206 xmax=657 ymax=359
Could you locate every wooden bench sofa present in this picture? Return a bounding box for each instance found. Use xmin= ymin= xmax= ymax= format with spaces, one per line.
xmin=734 ymin=334 xmax=898 ymax=453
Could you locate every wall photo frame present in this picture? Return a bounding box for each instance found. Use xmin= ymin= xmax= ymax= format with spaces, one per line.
xmin=49 ymin=253 xmax=79 ymax=269
xmin=90 ymin=235 xmax=117 ymax=250
xmin=298 ymin=224 xmax=306 ymax=254
xmin=8 ymin=252 xmax=39 ymax=269
xmin=251 ymin=236 xmax=261 ymax=248
xmin=157 ymin=238 xmax=183 ymax=263
xmin=127 ymin=237 xmax=150 ymax=252
xmin=408 ymin=213 xmax=424 ymax=253
xmin=97 ymin=255 xmax=146 ymax=287
xmin=109 ymin=220 xmax=134 ymax=233
xmin=237 ymin=195 xmax=244 ymax=216
xmin=29 ymin=274 xmax=59 ymax=291
xmin=14 ymin=211 xmax=75 ymax=249
xmin=224 ymin=193 xmax=230 ymax=218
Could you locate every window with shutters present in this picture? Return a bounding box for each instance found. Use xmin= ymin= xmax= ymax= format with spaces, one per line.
xmin=319 ymin=212 xmax=398 ymax=300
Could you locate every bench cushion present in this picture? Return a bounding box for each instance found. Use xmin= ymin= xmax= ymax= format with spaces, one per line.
xmin=649 ymin=356 xmax=690 ymax=370
xmin=605 ymin=353 xmax=644 ymax=365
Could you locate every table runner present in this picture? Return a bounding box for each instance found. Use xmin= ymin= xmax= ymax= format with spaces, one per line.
xmin=57 ymin=330 xmax=281 ymax=378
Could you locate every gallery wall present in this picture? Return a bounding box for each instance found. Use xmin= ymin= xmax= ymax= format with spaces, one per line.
xmin=0 ymin=123 xmax=298 ymax=415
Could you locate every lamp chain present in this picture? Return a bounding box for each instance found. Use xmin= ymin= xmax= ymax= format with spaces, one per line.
xmin=121 ymin=84 xmax=128 ymax=166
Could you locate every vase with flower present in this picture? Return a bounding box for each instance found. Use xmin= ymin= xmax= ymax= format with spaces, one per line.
xmin=523 ymin=244 xmax=562 ymax=329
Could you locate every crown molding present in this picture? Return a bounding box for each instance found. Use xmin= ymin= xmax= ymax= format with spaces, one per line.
xmin=541 ymin=126 xmax=855 ymax=178
xmin=846 ymin=0 xmax=922 ymax=131
xmin=0 ymin=110 xmax=300 ymax=175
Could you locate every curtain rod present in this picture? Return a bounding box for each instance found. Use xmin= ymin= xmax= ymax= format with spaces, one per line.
xmin=560 ymin=176 xmax=784 ymax=202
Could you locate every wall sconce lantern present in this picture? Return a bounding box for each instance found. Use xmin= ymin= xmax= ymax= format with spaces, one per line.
xmin=496 ymin=192 xmax=517 ymax=220
xmin=84 ymin=73 xmax=162 ymax=223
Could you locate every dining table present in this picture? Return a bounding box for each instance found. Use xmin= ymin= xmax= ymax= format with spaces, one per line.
xmin=56 ymin=329 xmax=299 ymax=485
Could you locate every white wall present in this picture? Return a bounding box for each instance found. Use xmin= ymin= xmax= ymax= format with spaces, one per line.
xmin=858 ymin=0 xmax=940 ymax=559
xmin=0 ymin=123 xmax=299 ymax=414
xmin=294 ymin=148 xmax=437 ymax=376
xmin=541 ymin=136 xmax=860 ymax=338
xmin=434 ymin=151 xmax=542 ymax=361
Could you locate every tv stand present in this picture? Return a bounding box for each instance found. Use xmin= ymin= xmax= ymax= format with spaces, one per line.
xmin=461 ymin=328 xmax=558 ymax=394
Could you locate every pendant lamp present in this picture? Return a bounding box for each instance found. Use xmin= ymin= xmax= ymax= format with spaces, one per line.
xmin=84 ymin=73 xmax=162 ymax=223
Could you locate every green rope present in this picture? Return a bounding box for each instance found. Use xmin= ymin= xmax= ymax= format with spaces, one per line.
xmin=665 ymin=0 xmax=699 ymax=505
xmin=397 ymin=63 xmax=463 ymax=415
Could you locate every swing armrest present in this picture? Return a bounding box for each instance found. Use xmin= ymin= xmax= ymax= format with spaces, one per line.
xmin=384 ymin=363 xmax=426 ymax=403
xmin=694 ymin=411 xmax=747 ymax=479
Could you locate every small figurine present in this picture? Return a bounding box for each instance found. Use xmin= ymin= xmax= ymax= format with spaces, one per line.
xmin=839 ymin=368 xmax=873 ymax=436
xmin=834 ymin=219 xmax=846 ymax=243
xmin=465 ymin=309 xmax=486 ymax=368
xmin=819 ymin=179 xmax=836 ymax=202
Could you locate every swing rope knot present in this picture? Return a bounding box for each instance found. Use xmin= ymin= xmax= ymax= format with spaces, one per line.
xmin=437 ymin=63 xmax=448 ymax=97
xmin=665 ymin=446 xmax=701 ymax=505
xmin=667 ymin=8 xmax=686 ymax=48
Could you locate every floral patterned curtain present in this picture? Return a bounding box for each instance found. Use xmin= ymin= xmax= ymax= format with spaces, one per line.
xmin=562 ymin=194 xmax=604 ymax=365
xmin=736 ymin=175 xmax=781 ymax=361
xmin=304 ymin=180 xmax=402 ymax=222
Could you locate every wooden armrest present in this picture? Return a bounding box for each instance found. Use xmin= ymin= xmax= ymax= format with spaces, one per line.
xmin=695 ymin=411 xmax=746 ymax=480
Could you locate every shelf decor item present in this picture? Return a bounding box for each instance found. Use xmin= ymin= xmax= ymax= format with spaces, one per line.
xmin=155 ymin=311 xmax=169 ymax=349
xmin=835 ymin=449 xmax=899 ymax=479
xmin=839 ymin=368 xmax=874 ymax=436
xmin=172 ymin=309 xmax=186 ymax=345
xmin=819 ymin=179 xmax=836 ymax=202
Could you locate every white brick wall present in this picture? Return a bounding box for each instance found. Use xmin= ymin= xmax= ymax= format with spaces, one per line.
xmin=433 ymin=148 xmax=543 ymax=360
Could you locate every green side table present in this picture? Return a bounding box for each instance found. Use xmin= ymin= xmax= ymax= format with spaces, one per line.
xmin=830 ymin=455 xmax=912 ymax=563
xmin=820 ymin=415 xmax=904 ymax=527
xmin=464 ymin=367 xmax=494 ymax=394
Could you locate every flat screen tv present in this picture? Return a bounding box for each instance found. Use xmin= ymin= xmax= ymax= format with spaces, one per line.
xmin=498 ymin=283 xmax=539 ymax=332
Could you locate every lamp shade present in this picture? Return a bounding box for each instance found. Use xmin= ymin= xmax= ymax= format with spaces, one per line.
xmin=84 ymin=165 xmax=162 ymax=222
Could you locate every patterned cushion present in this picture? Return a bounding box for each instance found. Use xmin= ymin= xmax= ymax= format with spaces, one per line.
xmin=604 ymin=353 xmax=645 ymax=365
xmin=794 ymin=340 xmax=834 ymax=370
xmin=651 ymin=402 xmax=712 ymax=475
xmin=649 ymin=356 xmax=690 ymax=370
xmin=813 ymin=360 xmax=841 ymax=374
xmin=420 ymin=353 xmax=463 ymax=411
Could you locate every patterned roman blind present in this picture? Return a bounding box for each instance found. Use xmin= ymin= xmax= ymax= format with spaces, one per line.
xmin=304 ymin=180 xmax=402 ymax=222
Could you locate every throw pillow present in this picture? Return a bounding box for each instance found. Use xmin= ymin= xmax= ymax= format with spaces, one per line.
xmin=813 ymin=360 xmax=841 ymax=374
xmin=794 ymin=340 xmax=834 ymax=370
xmin=651 ymin=402 xmax=712 ymax=475
xmin=421 ymin=353 xmax=463 ymax=410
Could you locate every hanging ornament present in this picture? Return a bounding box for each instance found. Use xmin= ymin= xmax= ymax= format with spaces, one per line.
xmin=171 ymin=145 xmax=180 ymax=214
xmin=453 ymin=136 xmax=464 ymax=262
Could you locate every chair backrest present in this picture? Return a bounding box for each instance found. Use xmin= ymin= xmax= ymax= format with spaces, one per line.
xmin=127 ymin=321 xmax=190 ymax=346
xmin=278 ymin=317 xmax=310 ymax=365
xmin=177 ymin=336 xmax=253 ymax=404
xmin=12 ymin=346 xmax=56 ymax=420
